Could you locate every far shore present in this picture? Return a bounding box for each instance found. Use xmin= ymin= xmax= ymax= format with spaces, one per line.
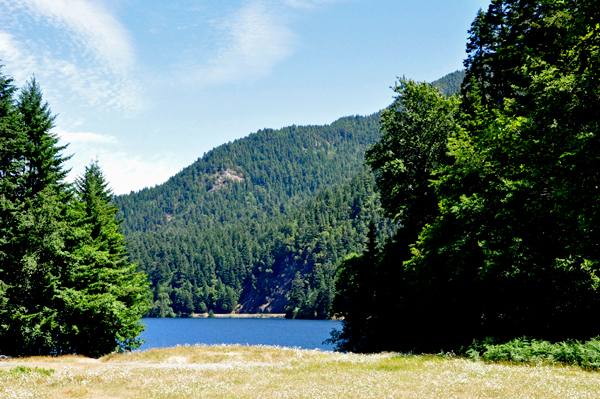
xmin=192 ymin=313 xmax=286 ymax=319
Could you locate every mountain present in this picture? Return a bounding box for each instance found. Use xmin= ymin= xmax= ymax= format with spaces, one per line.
xmin=432 ymin=70 xmax=466 ymax=96
xmin=116 ymin=72 xmax=463 ymax=317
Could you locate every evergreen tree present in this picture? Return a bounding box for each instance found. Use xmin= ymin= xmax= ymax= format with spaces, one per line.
xmin=0 ymin=68 xmax=21 ymax=339
xmin=0 ymin=73 xmax=150 ymax=356
xmin=59 ymin=160 xmax=150 ymax=356
xmin=285 ymin=272 xmax=306 ymax=319
xmin=0 ymin=78 xmax=75 ymax=355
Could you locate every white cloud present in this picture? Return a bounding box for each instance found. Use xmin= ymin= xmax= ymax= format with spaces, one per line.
xmin=6 ymin=0 xmax=134 ymax=73
xmin=57 ymin=130 xmax=117 ymax=143
xmin=0 ymin=0 xmax=144 ymax=114
xmin=58 ymin=131 xmax=179 ymax=194
xmin=188 ymin=0 xmax=297 ymax=85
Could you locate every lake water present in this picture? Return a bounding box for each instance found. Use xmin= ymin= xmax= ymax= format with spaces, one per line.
xmin=139 ymin=318 xmax=343 ymax=351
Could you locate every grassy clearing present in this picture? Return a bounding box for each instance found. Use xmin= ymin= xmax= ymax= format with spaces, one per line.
xmin=0 ymin=345 xmax=599 ymax=398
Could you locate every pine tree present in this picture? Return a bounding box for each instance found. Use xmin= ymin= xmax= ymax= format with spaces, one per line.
xmin=0 ymin=77 xmax=73 ymax=355
xmin=285 ymin=272 xmax=306 ymax=318
xmin=0 ymin=68 xmax=21 ymax=335
xmin=60 ymin=160 xmax=150 ymax=356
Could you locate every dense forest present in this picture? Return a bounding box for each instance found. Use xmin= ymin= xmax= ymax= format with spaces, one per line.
xmin=116 ymin=73 xmax=463 ymax=318
xmin=331 ymin=0 xmax=600 ymax=353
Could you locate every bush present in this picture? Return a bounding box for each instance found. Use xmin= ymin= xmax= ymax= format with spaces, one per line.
xmin=464 ymin=337 xmax=600 ymax=370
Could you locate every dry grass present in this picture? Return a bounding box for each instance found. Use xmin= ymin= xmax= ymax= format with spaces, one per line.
xmin=0 ymin=344 xmax=599 ymax=398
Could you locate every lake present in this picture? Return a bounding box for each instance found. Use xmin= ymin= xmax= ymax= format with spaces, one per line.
xmin=139 ymin=318 xmax=343 ymax=351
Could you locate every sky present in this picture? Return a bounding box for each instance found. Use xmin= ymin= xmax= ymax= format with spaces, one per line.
xmin=0 ymin=0 xmax=491 ymax=194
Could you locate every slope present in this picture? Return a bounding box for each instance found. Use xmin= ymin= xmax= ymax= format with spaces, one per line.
xmin=116 ymin=71 xmax=463 ymax=317
xmin=116 ymin=114 xmax=383 ymax=316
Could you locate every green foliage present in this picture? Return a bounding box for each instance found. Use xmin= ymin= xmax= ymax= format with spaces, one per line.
xmin=465 ymin=337 xmax=600 ymax=370
xmin=0 ymin=70 xmax=149 ymax=357
xmin=332 ymin=0 xmax=600 ymax=353
xmin=412 ymin=0 xmax=600 ymax=345
xmin=366 ymin=78 xmax=460 ymax=224
xmin=331 ymin=79 xmax=460 ymax=352
xmin=0 ymin=366 xmax=54 ymax=377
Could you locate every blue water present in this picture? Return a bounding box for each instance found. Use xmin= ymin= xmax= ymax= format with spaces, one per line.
xmin=139 ymin=318 xmax=343 ymax=351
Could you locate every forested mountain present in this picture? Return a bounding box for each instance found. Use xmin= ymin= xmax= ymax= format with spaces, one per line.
xmin=432 ymin=70 xmax=466 ymax=96
xmin=116 ymin=73 xmax=462 ymax=317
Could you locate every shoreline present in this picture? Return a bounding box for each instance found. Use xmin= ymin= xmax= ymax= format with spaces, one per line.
xmin=191 ymin=313 xmax=286 ymax=319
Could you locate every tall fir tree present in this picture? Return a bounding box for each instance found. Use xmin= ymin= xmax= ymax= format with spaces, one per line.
xmin=60 ymin=160 xmax=150 ymax=356
xmin=0 ymin=78 xmax=73 ymax=355
xmin=0 ymin=68 xmax=21 ymax=329
xmin=0 ymin=73 xmax=150 ymax=356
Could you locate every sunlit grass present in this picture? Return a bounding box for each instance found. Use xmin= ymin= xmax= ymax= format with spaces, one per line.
xmin=0 ymin=345 xmax=599 ymax=398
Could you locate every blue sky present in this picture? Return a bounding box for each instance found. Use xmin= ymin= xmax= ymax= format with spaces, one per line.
xmin=0 ymin=0 xmax=490 ymax=194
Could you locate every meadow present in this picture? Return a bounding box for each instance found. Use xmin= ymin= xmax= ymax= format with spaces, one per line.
xmin=0 ymin=345 xmax=599 ymax=398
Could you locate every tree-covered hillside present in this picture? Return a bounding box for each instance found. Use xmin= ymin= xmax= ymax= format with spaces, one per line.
xmin=116 ymin=73 xmax=463 ymax=318
xmin=432 ymin=70 xmax=466 ymax=96
xmin=116 ymin=114 xmax=384 ymax=316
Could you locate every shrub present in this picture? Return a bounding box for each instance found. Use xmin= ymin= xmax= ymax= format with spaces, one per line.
xmin=464 ymin=337 xmax=600 ymax=370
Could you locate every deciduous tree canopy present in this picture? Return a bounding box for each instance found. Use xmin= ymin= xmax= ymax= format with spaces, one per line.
xmin=332 ymin=0 xmax=600 ymax=352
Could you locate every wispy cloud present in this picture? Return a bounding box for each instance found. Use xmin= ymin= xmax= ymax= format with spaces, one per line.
xmin=0 ymin=0 xmax=144 ymax=113
xmin=284 ymin=0 xmax=341 ymax=10
xmin=0 ymin=32 xmax=38 ymax=82
xmin=188 ymin=0 xmax=297 ymax=86
xmin=57 ymin=130 xmax=117 ymax=143
xmin=15 ymin=0 xmax=134 ymax=73
xmin=58 ymin=130 xmax=179 ymax=194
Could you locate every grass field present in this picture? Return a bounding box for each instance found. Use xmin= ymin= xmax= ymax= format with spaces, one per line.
xmin=1 ymin=345 xmax=599 ymax=398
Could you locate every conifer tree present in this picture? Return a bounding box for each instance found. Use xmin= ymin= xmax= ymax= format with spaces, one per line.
xmin=59 ymin=160 xmax=150 ymax=356
xmin=0 ymin=73 xmax=150 ymax=356
xmin=0 ymin=68 xmax=21 ymax=334
xmin=0 ymin=78 xmax=73 ymax=355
